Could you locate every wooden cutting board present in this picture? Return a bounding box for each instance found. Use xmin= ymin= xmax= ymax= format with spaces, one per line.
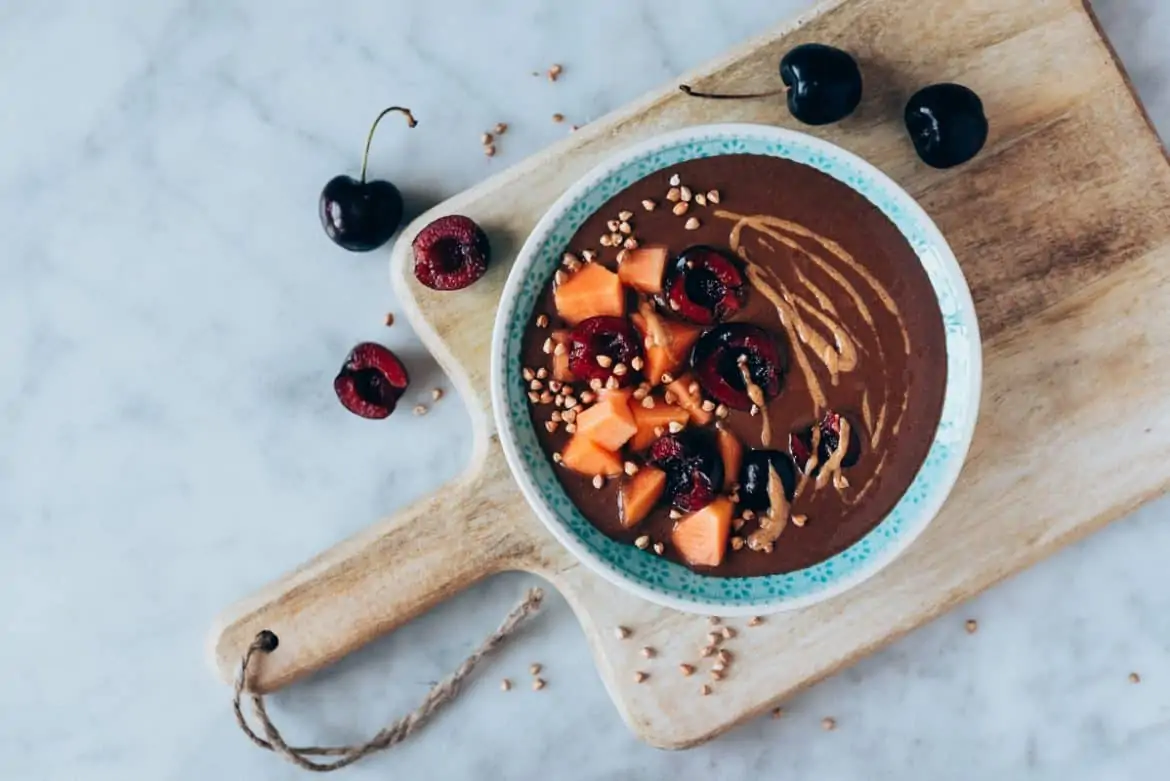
xmin=210 ymin=0 xmax=1170 ymax=749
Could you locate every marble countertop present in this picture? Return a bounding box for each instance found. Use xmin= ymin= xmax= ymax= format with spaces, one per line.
xmin=3 ymin=1 xmax=1168 ymax=779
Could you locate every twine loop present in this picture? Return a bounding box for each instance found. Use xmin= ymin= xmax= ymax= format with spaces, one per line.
xmin=232 ymin=588 xmax=545 ymax=772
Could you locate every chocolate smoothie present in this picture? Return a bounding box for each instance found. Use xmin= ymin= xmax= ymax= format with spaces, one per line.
xmin=520 ymin=154 xmax=946 ymax=577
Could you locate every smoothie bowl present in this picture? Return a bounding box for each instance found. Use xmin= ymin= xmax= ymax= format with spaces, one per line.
xmin=490 ymin=123 xmax=980 ymax=615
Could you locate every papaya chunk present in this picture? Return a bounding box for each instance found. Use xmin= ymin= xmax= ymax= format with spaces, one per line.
xmin=561 ymin=434 xmax=623 ymax=477
xmin=618 ymin=246 xmax=668 ymax=295
xmin=619 ymin=466 xmax=667 ymax=528
xmin=716 ymin=428 xmax=743 ymax=492
xmin=671 ymin=497 xmax=734 ymax=567
xmin=554 ymin=263 xmax=624 ymax=326
xmin=575 ymin=389 xmax=637 ymax=451
xmin=631 ymin=308 xmax=702 ymax=386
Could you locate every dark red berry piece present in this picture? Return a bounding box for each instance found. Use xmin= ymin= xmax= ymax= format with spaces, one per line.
xmin=819 ymin=411 xmax=861 ymax=467
xmin=661 ymin=246 xmax=747 ymax=325
xmin=674 ymin=472 xmax=718 ymax=514
xmin=649 ymin=431 xmax=724 ymax=513
xmin=567 ymin=316 xmax=643 ymax=387
xmin=789 ymin=410 xmax=862 ymax=473
xmin=412 ymin=215 xmax=491 ymax=291
xmin=692 ymin=324 xmax=785 ymax=411
xmin=789 ymin=429 xmax=813 ymax=474
xmin=738 ymin=450 xmax=798 ymax=512
xmin=649 ymin=433 xmax=687 ymax=463
xmin=334 ymin=342 xmax=410 ymax=419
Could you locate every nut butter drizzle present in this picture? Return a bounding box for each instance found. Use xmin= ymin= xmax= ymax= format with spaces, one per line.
xmin=794 ymin=266 xmax=839 ymax=317
xmin=814 ymin=417 xmax=851 ymax=491
xmin=718 ymin=210 xmax=913 ymax=502
xmin=891 ymin=392 xmax=910 ymax=438
xmin=743 ymin=262 xmax=828 ymax=411
xmin=747 ymin=463 xmax=789 ymax=553
xmin=792 ymin=293 xmax=867 ymax=360
xmin=872 ymin=400 xmax=889 ymax=449
xmin=737 ymin=355 xmax=772 ymax=446
xmin=788 ymin=289 xmax=860 ymax=379
xmin=849 ymin=452 xmax=887 ymax=505
xmin=721 ymin=210 xmax=909 ymax=353
xmin=727 ymin=213 xmax=876 ymax=331
xmin=793 ymin=425 xmax=822 ymax=500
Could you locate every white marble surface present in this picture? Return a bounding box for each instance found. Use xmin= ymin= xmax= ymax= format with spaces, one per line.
xmin=2 ymin=1 xmax=1168 ymax=778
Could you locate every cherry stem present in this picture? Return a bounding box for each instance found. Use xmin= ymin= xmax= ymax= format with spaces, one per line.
xmin=678 ymin=84 xmax=789 ymax=101
xmin=360 ymin=106 xmax=418 ymax=184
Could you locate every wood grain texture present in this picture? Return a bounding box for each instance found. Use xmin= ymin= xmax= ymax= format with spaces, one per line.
xmin=210 ymin=0 xmax=1170 ymax=749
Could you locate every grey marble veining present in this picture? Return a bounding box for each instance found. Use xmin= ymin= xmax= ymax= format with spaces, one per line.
xmin=1 ymin=1 xmax=1168 ymax=779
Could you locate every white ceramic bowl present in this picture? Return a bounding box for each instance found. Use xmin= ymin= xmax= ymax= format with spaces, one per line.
xmin=490 ymin=123 xmax=981 ymax=615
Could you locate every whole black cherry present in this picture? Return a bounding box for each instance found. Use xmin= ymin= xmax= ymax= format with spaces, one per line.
xmin=320 ymin=106 xmax=418 ymax=252
xmin=905 ymin=84 xmax=989 ymax=169
xmin=678 ymin=43 xmax=862 ymax=126
xmin=780 ymin=44 xmax=863 ymax=126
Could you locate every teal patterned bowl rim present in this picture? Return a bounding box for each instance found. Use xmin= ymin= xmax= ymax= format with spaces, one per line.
xmin=490 ymin=123 xmax=982 ymax=615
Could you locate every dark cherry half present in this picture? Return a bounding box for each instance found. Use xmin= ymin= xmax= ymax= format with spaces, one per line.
xmin=905 ymin=83 xmax=989 ymax=169
xmin=334 ymin=342 xmax=410 ymax=419
xmin=738 ymin=450 xmax=798 ymax=512
xmin=790 ymin=410 xmax=862 ymax=474
xmin=320 ymin=107 xmax=417 ymax=252
xmin=412 ymin=215 xmax=491 ymax=291
xmin=567 ymin=316 xmax=644 ymax=387
xmin=692 ymin=324 xmax=785 ymax=411
xmin=649 ymin=431 xmax=724 ymax=513
xmin=660 ymin=246 xmax=747 ymax=325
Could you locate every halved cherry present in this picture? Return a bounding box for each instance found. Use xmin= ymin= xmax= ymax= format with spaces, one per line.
xmin=820 ymin=410 xmax=862 ymax=467
xmin=660 ymin=246 xmax=747 ymax=325
xmin=738 ymin=450 xmax=798 ymax=511
xmin=789 ymin=429 xmax=813 ymax=473
xmin=649 ymin=430 xmax=724 ymax=512
xmin=790 ymin=410 xmax=862 ymax=474
xmin=412 ymin=215 xmax=491 ymax=291
xmin=333 ymin=342 xmax=410 ymax=419
xmin=691 ymin=324 xmax=785 ymax=411
xmin=567 ymin=316 xmax=644 ymax=387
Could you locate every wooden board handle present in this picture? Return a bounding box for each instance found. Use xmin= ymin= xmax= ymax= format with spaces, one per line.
xmin=208 ymin=460 xmax=526 ymax=692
